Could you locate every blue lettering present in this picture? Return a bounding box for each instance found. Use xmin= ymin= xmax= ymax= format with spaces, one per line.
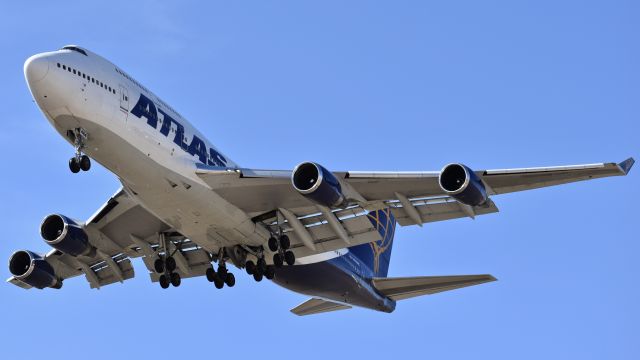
xmin=208 ymin=148 xmax=227 ymax=167
xmin=130 ymin=94 xmax=158 ymax=128
xmin=187 ymin=135 xmax=208 ymax=164
xmin=130 ymin=94 xmax=229 ymax=167
xmin=158 ymin=108 xmax=187 ymax=149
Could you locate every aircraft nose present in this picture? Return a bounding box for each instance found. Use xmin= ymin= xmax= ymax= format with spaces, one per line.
xmin=24 ymin=54 xmax=50 ymax=84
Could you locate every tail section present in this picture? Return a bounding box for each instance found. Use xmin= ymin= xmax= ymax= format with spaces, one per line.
xmin=349 ymin=208 xmax=396 ymax=277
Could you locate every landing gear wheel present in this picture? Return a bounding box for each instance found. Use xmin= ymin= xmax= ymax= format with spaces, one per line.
xmin=224 ymin=272 xmax=236 ymax=287
xmin=279 ymin=234 xmax=290 ymax=250
xmin=165 ymin=257 xmax=176 ymax=272
xmin=284 ymin=251 xmax=295 ymax=266
xmin=268 ymin=237 xmax=279 ymax=252
xmin=79 ymin=155 xmax=91 ymax=171
xmin=245 ymin=260 xmax=256 ymax=275
xmin=159 ymin=274 xmax=170 ymax=289
xmin=69 ymin=158 xmax=80 ymax=173
xmin=265 ymin=266 xmax=275 ymax=280
xmin=253 ymin=272 xmax=263 ymax=282
xmin=257 ymin=258 xmax=267 ymax=273
xmin=206 ymin=267 xmax=217 ymax=282
xmin=273 ymin=253 xmax=284 ymax=268
xmin=214 ymin=278 xmax=224 ymax=289
xmin=217 ymin=266 xmax=228 ymax=282
xmin=154 ymin=258 xmax=165 ymax=273
xmin=170 ymin=272 xmax=181 ymax=287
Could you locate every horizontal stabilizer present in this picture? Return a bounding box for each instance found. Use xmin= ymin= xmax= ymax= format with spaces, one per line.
xmin=291 ymin=298 xmax=352 ymax=316
xmin=372 ymin=274 xmax=496 ymax=301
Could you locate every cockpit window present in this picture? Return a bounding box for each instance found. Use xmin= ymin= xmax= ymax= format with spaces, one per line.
xmin=61 ymin=46 xmax=88 ymax=56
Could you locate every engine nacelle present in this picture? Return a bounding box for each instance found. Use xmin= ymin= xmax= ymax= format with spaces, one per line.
xmin=40 ymin=214 xmax=93 ymax=257
xmin=292 ymin=162 xmax=346 ymax=208
xmin=8 ymin=250 xmax=61 ymax=289
xmin=438 ymin=163 xmax=488 ymax=207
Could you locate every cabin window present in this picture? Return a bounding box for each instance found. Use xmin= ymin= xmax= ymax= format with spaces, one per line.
xmin=57 ymin=63 xmax=60 ymax=68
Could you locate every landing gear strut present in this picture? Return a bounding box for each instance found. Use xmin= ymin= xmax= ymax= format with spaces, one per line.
xmin=68 ymin=128 xmax=91 ymax=173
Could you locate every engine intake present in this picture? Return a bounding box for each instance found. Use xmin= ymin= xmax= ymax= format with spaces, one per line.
xmin=292 ymin=162 xmax=346 ymax=208
xmin=41 ymin=214 xmax=93 ymax=257
xmin=9 ymin=250 xmax=61 ymax=289
xmin=439 ymin=163 xmax=488 ymax=207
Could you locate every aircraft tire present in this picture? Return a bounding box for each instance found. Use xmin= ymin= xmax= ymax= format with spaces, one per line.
xmin=284 ymin=251 xmax=295 ymax=266
xmin=154 ymin=258 xmax=165 ymax=273
xmin=273 ymin=253 xmax=284 ymax=268
xmin=159 ymin=274 xmax=170 ymax=289
xmin=69 ymin=158 xmax=80 ymax=173
xmin=170 ymin=272 xmax=181 ymax=287
xmin=79 ymin=155 xmax=91 ymax=171
xmin=253 ymin=272 xmax=263 ymax=282
xmin=268 ymin=237 xmax=278 ymax=252
xmin=214 ymin=278 xmax=224 ymax=289
xmin=224 ymin=273 xmax=235 ymax=287
xmin=245 ymin=260 xmax=256 ymax=275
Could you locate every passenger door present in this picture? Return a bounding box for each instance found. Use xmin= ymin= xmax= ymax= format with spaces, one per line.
xmin=118 ymin=85 xmax=129 ymax=121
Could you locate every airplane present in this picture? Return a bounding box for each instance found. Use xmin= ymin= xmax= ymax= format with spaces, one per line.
xmin=8 ymin=45 xmax=634 ymax=316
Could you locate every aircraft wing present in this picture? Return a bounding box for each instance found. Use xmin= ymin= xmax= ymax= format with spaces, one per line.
xmin=197 ymin=157 xmax=632 ymax=220
xmin=193 ymin=158 xmax=632 ymax=258
xmin=8 ymin=188 xmax=212 ymax=289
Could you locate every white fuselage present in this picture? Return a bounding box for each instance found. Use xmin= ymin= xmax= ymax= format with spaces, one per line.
xmin=24 ymin=47 xmax=271 ymax=252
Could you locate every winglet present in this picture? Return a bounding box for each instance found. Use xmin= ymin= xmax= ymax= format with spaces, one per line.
xmin=618 ymin=157 xmax=635 ymax=175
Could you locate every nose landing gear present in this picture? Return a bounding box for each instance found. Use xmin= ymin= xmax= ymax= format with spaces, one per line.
xmin=67 ymin=128 xmax=91 ymax=173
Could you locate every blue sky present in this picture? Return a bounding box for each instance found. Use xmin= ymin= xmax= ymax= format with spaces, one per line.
xmin=0 ymin=1 xmax=638 ymax=359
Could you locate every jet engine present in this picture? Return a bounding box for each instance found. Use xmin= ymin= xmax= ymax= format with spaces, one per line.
xmin=438 ymin=163 xmax=488 ymax=207
xmin=292 ymin=162 xmax=346 ymax=208
xmin=40 ymin=214 xmax=94 ymax=257
xmin=8 ymin=250 xmax=61 ymax=289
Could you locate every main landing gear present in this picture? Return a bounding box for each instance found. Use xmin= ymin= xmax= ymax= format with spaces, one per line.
xmin=205 ymin=249 xmax=236 ymax=290
xmin=245 ymin=234 xmax=295 ymax=282
xmin=67 ymin=128 xmax=91 ymax=173
xmin=154 ymin=233 xmax=182 ymax=289
xmin=155 ymin=255 xmax=181 ymax=289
